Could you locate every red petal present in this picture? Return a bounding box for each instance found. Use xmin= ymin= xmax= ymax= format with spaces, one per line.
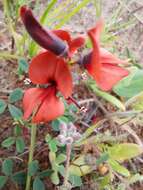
xmin=93 ymin=63 xmax=129 ymax=91
xmin=29 ymin=51 xmax=57 ymax=84
xmin=55 ymin=59 xmax=73 ymax=98
xmin=29 ymin=51 xmax=72 ymax=98
xmin=23 ymin=88 xmax=48 ymax=120
xmin=33 ymin=87 xmax=64 ymax=123
xmin=88 ymin=19 xmax=104 ymax=42
xmin=100 ymin=48 xmax=126 ymax=64
xmin=87 ymin=19 xmax=104 ymax=77
xmin=86 ymin=19 xmax=104 ymax=77
xmin=52 ymin=30 xmax=71 ymax=42
xmin=23 ymin=87 xmax=64 ymax=123
xmin=87 ymin=29 xmax=101 ymax=78
xmin=20 ymin=6 xmax=67 ymax=55
xmin=69 ymin=36 xmax=85 ymax=56
xmin=53 ymin=30 xmax=85 ymax=56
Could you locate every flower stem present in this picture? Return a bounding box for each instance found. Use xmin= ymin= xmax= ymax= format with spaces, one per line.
xmin=67 ymin=96 xmax=82 ymax=109
xmin=64 ymin=143 xmax=72 ymax=188
xmin=25 ymin=124 xmax=37 ymax=190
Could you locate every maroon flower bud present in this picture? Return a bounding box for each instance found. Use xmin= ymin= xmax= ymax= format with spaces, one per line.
xmin=20 ymin=6 xmax=68 ymax=56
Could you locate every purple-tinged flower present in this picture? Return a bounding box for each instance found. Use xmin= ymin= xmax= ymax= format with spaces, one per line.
xmin=20 ymin=6 xmax=68 ymax=56
xmin=57 ymin=122 xmax=81 ymax=145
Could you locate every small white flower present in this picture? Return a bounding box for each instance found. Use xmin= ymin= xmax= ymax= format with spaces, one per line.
xmin=57 ymin=122 xmax=81 ymax=145
xmin=80 ymin=106 xmax=88 ymax=113
xmin=24 ymin=78 xmax=31 ymax=85
xmin=81 ymin=72 xmax=88 ymax=80
xmin=58 ymin=135 xmax=66 ymax=145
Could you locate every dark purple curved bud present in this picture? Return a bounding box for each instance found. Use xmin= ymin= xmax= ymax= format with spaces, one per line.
xmin=77 ymin=51 xmax=92 ymax=66
xmin=20 ymin=6 xmax=68 ymax=56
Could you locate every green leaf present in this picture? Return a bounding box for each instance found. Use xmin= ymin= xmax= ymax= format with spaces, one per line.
xmin=14 ymin=126 xmax=22 ymax=136
xmin=129 ymin=173 xmax=143 ymax=185
xmin=12 ymin=171 xmax=26 ymax=184
xmin=58 ymin=116 xmax=69 ymax=123
xmin=49 ymin=152 xmax=56 ymax=163
xmin=8 ymin=104 xmax=23 ymax=119
xmin=57 ymin=164 xmax=65 ymax=176
xmin=108 ymin=143 xmax=143 ymax=162
xmin=108 ymin=159 xmax=130 ymax=177
xmin=69 ymin=155 xmax=91 ymax=176
xmin=99 ymin=174 xmax=111 ymax=189
xmin=69 ymin=165 xmax=90 ymax=177
xmin=96 ymin=153 xmax=109 ymax=166
xmin=16 ymin=137 xmax=25 ymax=153
xmin=56 ymin=154 xmax=66 ymax=164
xmin=28 ymin=160 xmax=39 ymax=176
xmin=49 ymin=139 xmax=58 ymax=152
xmin=88 ymin=80 xmax=125 ymax=110
xmin=117 ymin=183 xmax=126 ymax=190
xmin=2 ymin=159 xmax=13 ymax=176
xmin=45 ymin=134 xmax=52 ymax=143
xmin=76 ymin=120 xmax=105 ymax=146
xmin=40 ymin=0 xmax=57 ymax=24
xmin=1 ymin=137 xmax=15 ymax=148
xmin=38 ymin=169 xmax=53 ymax=178
xmin=18 ymin=58 xmax=29 ymax=73
xmin=114 ymin=69 xmax=143 ymax=98
xmin=50 ymin=171 xmax=59 ymax=185
xmin=52 ymin=162 xmax=59 ymax=171
xmin=51 ymin=120 xmax=60 ymax=131
xmin=9 ymin=88 xmax=23 ymax=103
xmin=33 ymin=177 xmax=45 ymax=190
xmin=0 ymin=176 xmax=7 ymax=189
xmin=68 ymin=104 xmax=78 ymax=112
xmin=69 ymin=175 xmax=82 ymax=187
xmin=132 ymin=99 xmax=143 ymax=111
xmin=0 ymin=99 xmax=7 ymax=114
xmin=125 ymin=91 xmax=143 ymax=111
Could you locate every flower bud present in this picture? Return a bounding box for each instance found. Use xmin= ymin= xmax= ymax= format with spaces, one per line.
xmin=20 ymin=6 xmax=68 ymax=56
xmin=73 ymin=132 xmax=81 ymax=141
xmin=67 ymin=122 xmax=76 ymax=134
xmin=66 ymin=137 xmax=73 ymax=144
xmin=77 ymin=51 xmax=92 ymax=67
xmin=57 ymin=135 xmax=66 ymax=145
xmin=59 ymin=122 xmax=67 ymax=133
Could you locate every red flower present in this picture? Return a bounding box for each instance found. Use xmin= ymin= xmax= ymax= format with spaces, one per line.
xmin=53 ymin=30 xmax=85 ymax=57
xmin=20 ymin=6 xmax=85 ymax=57
xmin=78 ymin=19 xmax=129 ymax=91
xmin=23 ymin=51 xmax=72 ymax=123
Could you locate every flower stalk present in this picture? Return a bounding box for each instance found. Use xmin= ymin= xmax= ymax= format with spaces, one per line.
xmin=57 ymin=122 xmax=81 ymax=189
xmin=25 ymin=124 xmax=37 ymax=190
xmin=64 ymin=143 xmax=72 ymax=188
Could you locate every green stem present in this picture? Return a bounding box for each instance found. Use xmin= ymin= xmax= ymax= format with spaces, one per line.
xmin=25 ymin=124 xmax=37 ymax=190
xmin=64 ymin=143 xmax=72 ymax=188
